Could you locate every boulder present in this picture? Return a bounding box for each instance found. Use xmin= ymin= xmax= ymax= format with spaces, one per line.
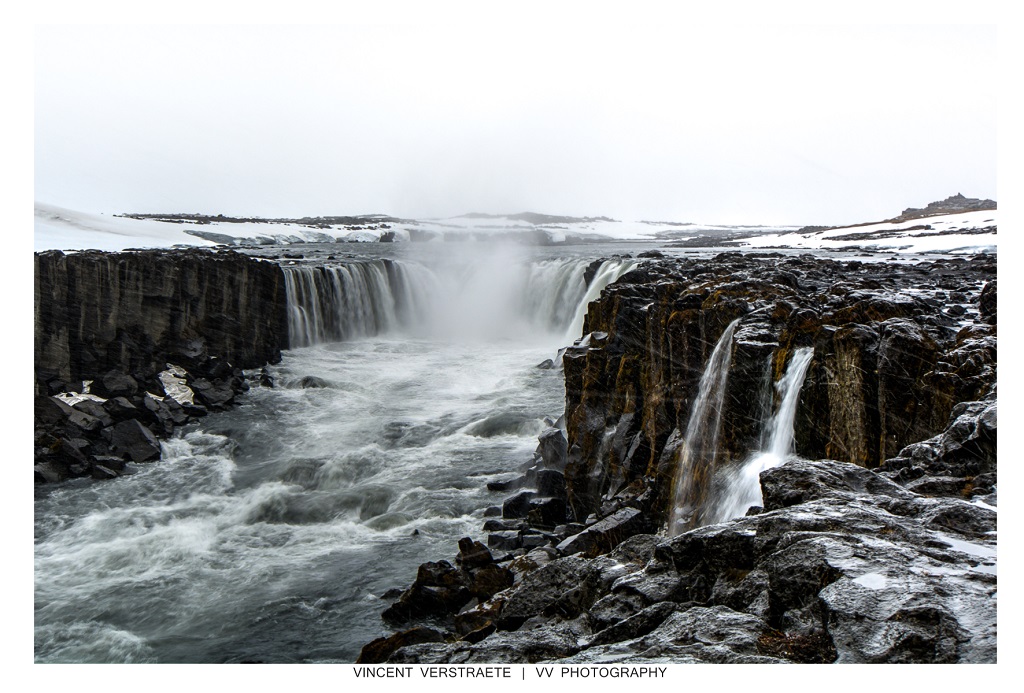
xmin=979 ymin=280 xmax=996 ymax=324
xmin=356 ymin=627 xmax=447 ymax=664
xmin=502 ymin=490 xmax=536 ymax=519
xmin=536 ymin=428 xmax=568 ymax=470
xmin=556 ymin=507 xmax=645 ymax=558
xmin=94 ymin=370 xmax=139 ymax=398
xmin=382 ymin=560 xmax=472 ymax=625
xmin=102 ymin=396 xmax=140 ymax=423
xmin=110 ymin=419 xmax=161 ymax=463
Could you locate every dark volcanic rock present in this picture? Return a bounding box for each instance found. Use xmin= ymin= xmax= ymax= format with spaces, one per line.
xmin=110 ymin=419 xmax=161 ymax=463
xmin=93 ymin=370 xmax=139 ymax=398
xmin=369 ymin=457 xmax=995 ymax=663
xmin=34 ymin=248 xmax=288 ymax=389
xmin=556 ymin=507 xmax=645 ymax=558
xmin=382 ymin=560 xmax=472 ymax=625
xmin=979 ymin=280 xmax=996 ymax=324
xmin=357 ymin=627 xmax=447 ymax=664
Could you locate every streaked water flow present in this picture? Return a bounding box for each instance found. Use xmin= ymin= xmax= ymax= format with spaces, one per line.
xmin=667 ymin=318 xmax=741 ymax=536
xmin=707 ymin=347 xmax=813 ymax=524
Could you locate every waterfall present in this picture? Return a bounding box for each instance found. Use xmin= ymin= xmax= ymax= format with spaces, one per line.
xmin=667 ymin=318 xmax=742 ymax=536
xmin=283 ymin=256 xmax=638 ymax=347
xmin=706 ymin=347 xmax=814 ymax=524
xmin=565 ymin=260 xmax=638 ymax=340
xmin=282 ymin=261 xmax=436 ymax=347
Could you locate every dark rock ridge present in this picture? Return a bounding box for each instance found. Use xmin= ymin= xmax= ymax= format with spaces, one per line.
xmin=34 ymin=248 xmax=289 ymax=483
xmin=363 ymin=252 xmax=996 ymax=663
xmin=896 ymin=193 xmax=996 ymax=222
xmin=458 ymin=212 xmax=618 ymax=225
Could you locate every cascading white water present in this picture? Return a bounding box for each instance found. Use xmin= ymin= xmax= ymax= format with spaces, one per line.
xmin=707 ymin=347 xmax=814 ymax=524
xmin=565 ymin=260 xmax=638 ymax=340
xmin=282 ymin=261 xmax=437 ymax=347
xmin=283 ymin=256 xmax=638 ymax=347
xmin=667 ymin=318 xmax=741 ymax=536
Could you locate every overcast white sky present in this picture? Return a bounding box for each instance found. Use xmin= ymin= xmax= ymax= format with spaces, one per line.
xmin=35 ymin=21 xmax=996 ymax=225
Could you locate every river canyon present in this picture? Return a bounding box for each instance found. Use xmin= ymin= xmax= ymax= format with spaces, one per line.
xmin=34 ymin=239 xmax=997 ymax=664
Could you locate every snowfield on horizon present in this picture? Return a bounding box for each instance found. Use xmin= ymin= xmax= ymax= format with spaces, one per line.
xmin=739 ymin=209 xmax=997 ymax=254
xmin=34 ymin=202 xmax=996 ymax=254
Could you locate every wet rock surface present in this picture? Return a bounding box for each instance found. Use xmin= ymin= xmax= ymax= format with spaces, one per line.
xmin=366 ymin=458 xmax=995 ymax=663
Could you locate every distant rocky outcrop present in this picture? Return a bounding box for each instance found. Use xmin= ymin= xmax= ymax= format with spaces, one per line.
xmin=895 ymin=193 xmax=996 ymax=222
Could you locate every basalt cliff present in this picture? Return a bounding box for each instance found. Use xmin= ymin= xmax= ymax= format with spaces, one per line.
xmin=363 ymin=253 xmax=997 ymax=664
xmin=34 ymin=249 xmax=289 ymax=482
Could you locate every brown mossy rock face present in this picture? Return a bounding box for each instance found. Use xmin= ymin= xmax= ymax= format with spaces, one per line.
xmin=561 ymin=254 xmax=997 ymax=528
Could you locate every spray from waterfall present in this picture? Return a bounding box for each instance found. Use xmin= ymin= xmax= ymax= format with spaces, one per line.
xmin=706 ymin=347 xmax=814 ymax=524
xmin=667 ymin=318 xmax=742 ymax=537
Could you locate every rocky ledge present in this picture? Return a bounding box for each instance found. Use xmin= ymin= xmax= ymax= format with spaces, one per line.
xmin=34 ymin=248 xmax=289 ymax=483
xmin=361 ymin=453 xmax=995 ymax=664
xmin=362 ymin=252 xmax=996 ymax=664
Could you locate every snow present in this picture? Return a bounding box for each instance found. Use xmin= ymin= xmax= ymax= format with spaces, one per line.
xmin=53 ymin=392 xmax=106 ymax=406
xmin=852 ymin=572 xmax=889 ymax=590
xmin=35 ymin=203 xmax=218 ymax=252
xmin=158 ymin=365 xmax=195 ymax=406
xmin=740 ymin=209 xmax=997 ymax=254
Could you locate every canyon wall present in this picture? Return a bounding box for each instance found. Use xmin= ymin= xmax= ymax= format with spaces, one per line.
xmin=35 ymin=249 xmax=289 ymax=390
xmin=562 ymin=253 xmax=996 ymax=528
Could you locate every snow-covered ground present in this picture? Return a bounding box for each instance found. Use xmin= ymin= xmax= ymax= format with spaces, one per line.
xmin=35 ymin=202 xmax=997 ymax=254
xmin=34 ymin=204 xmax=674 ymax=250
xmin=35 ymin=203 xmax=218 ymax=252
xmin=740 ymin=209 xmax=998 ymax=254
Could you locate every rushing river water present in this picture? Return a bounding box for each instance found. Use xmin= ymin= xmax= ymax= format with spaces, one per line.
xmin=33 ymin=243 xmax=637 ymax=663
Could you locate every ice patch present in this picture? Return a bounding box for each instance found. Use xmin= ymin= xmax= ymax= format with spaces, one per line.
xmin=54 ymin=392 xmax=106 ymax=406
xmin=158 ymin=364 xmax=195 ymax=405
xmin=853 ymin=572 xmax=889 ymax=590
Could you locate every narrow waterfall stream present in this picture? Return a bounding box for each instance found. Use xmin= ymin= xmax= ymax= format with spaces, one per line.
xmin=34 ymin=248 xmax=637 ymax=663
xmin=667 ymin=318 xmax=741 ymax=536
xmin=667 ymin=324 xmax=815 ymax=535
xmin=707 ymin=347 xmax=814 ymax=524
